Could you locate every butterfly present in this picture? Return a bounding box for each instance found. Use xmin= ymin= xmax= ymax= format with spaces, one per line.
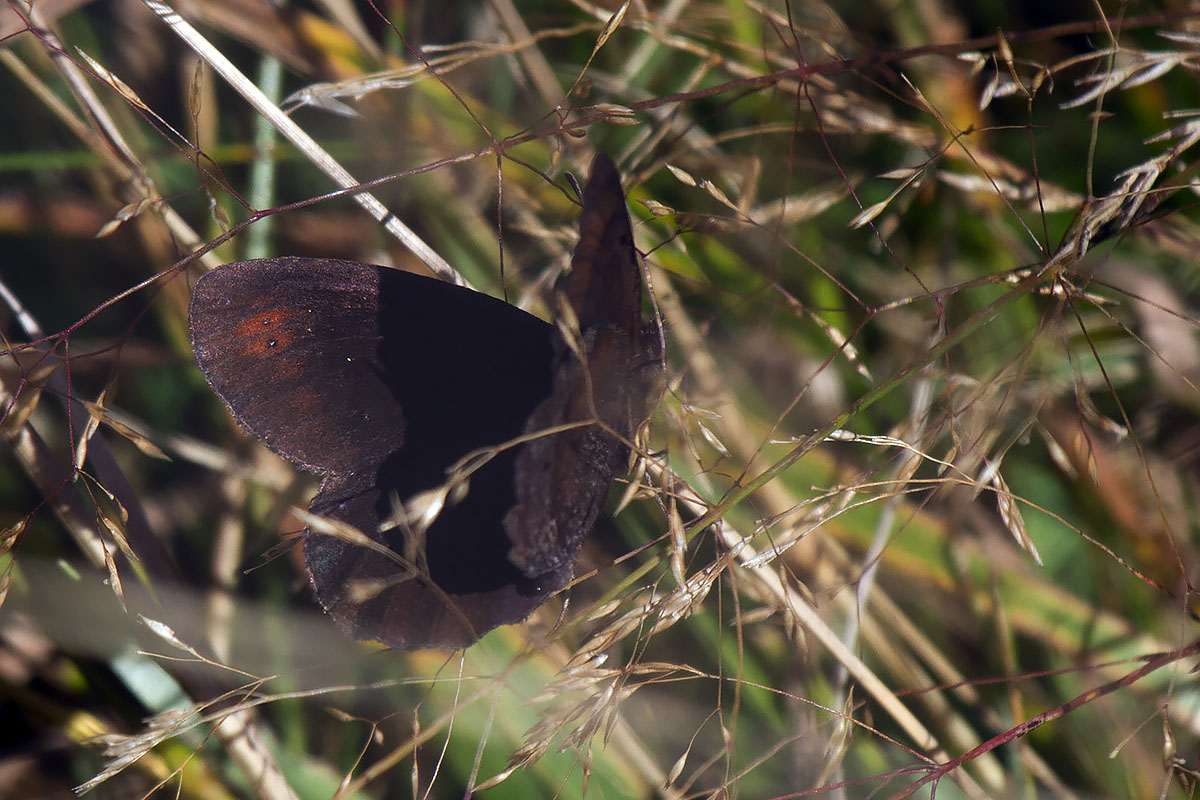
xmin=188 ymin=155 xmax=661 ymax=650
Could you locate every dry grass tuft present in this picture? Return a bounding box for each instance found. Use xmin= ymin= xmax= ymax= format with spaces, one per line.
xmin=3 ymin=0 xmax=1200 ymax=797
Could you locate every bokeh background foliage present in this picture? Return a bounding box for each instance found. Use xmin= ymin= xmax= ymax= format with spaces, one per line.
xmin=3 ymin=0 xmax=1200 ymax=797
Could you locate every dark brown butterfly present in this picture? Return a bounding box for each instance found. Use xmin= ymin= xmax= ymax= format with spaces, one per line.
xmin=188 ymin=155 xmax=661 ymax=650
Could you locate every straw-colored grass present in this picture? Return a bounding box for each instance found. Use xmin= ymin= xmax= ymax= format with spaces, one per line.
xmin=3 ymin=1 xmax=1200 ymax=797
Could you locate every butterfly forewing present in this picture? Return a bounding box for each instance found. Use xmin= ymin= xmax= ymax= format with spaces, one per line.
xmin=190 ymin=258 xmax=406 ymax=474
xmin=189 ymin=257 xmax=553 ymax=477
xmin=505 ymin=155 xmax=663 ymax=577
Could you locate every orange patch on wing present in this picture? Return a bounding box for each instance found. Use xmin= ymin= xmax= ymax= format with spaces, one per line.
xmin=235 ymin=308 xmax=297 ymax=358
